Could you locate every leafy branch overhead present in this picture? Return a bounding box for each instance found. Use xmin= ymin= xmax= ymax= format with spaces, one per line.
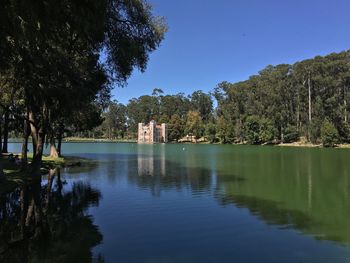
xmin=0 ymin=0 xmax=166 ymax=174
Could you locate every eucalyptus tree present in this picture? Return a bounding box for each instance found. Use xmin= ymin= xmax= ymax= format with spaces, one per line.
xmin=127 ymin=95 xmax=160 ymax=131
xmin=185 ymin=111 xmax=203 ymax=141
xmin=212 ymin=50 xmax=350 ymax=145
xmin=168 ymin=114 xmax=185 ymax=141
xmin=189 ymin=90 xmax=213 ymax=122
xmin=1 ymin=0 xmax=166 ymax=174
xmin=102 ymin=100 xmax=127 ymax=139
xmin=159 ymin=93 xmax=191 ymax=122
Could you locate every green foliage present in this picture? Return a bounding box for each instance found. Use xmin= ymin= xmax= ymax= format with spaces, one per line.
xmin=321 ymin=120 xmax=339 ymax=147
xmin=101 ymin=101 xmax=127 ymax=139
xmin=185 ymin=111 xmax=204 ymax=139
xmin=168 ymin=114 xmax=185 ymax=142
xmin=212 ymin=51 xmax=350 ymax=145
xmin=283 ymin=125 xmax=299 ymax=143
xmin=336 ymin=122 xmax=350 ymax=143
xmin=259 ymin=119 xmax=277 ymax=143
xmin=309 ymin=119 xmax=322 ymax=144
xmin=244 ymin=116 xmax=276 ymax=144
xmin=0 ymin=0 xmax=166 ymax=168
xmin=190 ymin=90 xmax=213 ymax=121
xmin=205 ymin=122 xmax=217 ymax=143
xmin=244 ymin=116 xmax=261 ymax=144
xmin=216 ymin=116 xmax=235 ymax=143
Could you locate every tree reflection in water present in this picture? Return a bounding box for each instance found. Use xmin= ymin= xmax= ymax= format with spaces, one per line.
xmin=0 ymin=169 xmax=103 ymax=263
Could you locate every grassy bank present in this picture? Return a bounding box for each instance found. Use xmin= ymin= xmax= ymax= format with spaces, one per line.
xmin=64 ymin=137 xmax=137 ymax=143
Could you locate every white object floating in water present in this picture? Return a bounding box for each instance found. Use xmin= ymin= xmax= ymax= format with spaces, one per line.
xmin=183 ymin=147 xmax=185 ymax=151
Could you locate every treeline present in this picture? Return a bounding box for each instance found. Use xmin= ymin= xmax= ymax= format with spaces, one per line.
xmin=91 ymin=89 xmax=213 ymax=141
xmin=0 ymin=0 xmax=165 ymax=175
xmin=96 ymin=50 xmax=350 ymax=147
xmin=214 ymin=50 xmax=350 ymax=147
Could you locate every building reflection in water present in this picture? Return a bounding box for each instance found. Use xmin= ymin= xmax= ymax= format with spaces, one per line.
xmin=134 ymin=145 xmax=212 ymax=197
xmin=137 ymin=145 xmax=166 ymax=177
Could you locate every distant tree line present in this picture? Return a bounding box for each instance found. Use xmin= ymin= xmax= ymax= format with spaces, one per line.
xmin=88 ymin=89 xmax=213 ymax=142
xmin=94 ymin=50 xmax=350 ymax=147
xmin=214 ymin=51 xmax=350 ymax=147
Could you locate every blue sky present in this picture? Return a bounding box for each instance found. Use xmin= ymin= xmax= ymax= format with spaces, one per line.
xmin=112 ymin=0 xmax=350 ymax=104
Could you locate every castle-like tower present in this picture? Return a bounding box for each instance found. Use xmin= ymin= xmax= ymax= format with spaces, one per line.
xmin=138 ymin=120 xmax=167 ymax=143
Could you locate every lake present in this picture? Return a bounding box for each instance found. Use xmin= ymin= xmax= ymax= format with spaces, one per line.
xmin=2 ymin=142 xmax=350 ymax=262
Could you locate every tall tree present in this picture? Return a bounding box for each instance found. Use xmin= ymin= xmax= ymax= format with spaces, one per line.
xmin=0 ymin=0 xmax=166 ymax=174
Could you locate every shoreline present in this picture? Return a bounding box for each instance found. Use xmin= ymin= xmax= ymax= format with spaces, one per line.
xmin=0 ymin=154 xmax=96 ymax=195
xmin=7 ymin=137 xmax=350 ymax=149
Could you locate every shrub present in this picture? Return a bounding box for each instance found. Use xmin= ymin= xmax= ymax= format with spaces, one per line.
xmin=283 ymin=125 xmax=299 ymax=143
xmin=309 ymin=119 xmax=321 ymax=143
xmin=205 ymin=122 xmax=217 ymax=143
xmin=259 ymin=119 xmax=276 ymax=143
xmin=320 ymin=120 xmax=339 ymax=147
xmin=244 ymin=116 xmax=261 ymax=144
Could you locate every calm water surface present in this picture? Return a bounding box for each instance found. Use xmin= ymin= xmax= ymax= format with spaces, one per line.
xmin=2 ymin=143 xmax=350 ymax=262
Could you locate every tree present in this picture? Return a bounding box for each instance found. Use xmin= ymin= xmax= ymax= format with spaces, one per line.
xmin=0 ymin=0 xmax=166 ymax=174
xmin=321 ymin=120 xmax=339 ymax=147
xmin=205 ymin=122 xmax=217 ymax=143
xmin=212 ymin=50 xmax=350 ymax=146
xmin=283 ymin=125 xmax=299 ymax=143
xmin=185 ymin=111 xmax=203 ymax=141
xmin=216 ymin=116 xmax=235 ymax=143
xmin=127 ymin=95 xmax=160 ymax=132
xmin=168 ymin=114 xmax=185 ymax=142
xmin=244 ymin=116 xmax=261 ymax=144
xmin=102 ymin=101 xmax=127 ymax=139
xmin=190 ymin=90 xmax=213 ymax=122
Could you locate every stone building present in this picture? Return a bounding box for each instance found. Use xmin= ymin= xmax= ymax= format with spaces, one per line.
xmin=138 ymin=120 xmax=167 ymax=143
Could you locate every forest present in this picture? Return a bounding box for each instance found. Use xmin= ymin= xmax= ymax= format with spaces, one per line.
xmin=78 ymin=50 xmax=350 ymax=147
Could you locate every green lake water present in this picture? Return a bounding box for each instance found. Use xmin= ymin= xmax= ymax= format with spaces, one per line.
xmin=2 ymin=143 xmax=350 ymax=262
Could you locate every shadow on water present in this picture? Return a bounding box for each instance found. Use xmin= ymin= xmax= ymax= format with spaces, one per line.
xmin=0 ymin=168 xmax=104 ymax=263
xmin=214 ymin=146 xmax=350 ymax=246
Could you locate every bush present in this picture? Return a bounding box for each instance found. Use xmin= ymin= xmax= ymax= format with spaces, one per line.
xmin=205 ymin=122 xmax=217 ymax=143
xmin=216 ymin=116 xmax=235 ymax=143
xmin=244 ymin=116 xmax=261 ymax=144
xmin=336 ymin=121 xmax=350 ymax=143
xmin=309 ymin=119 xmax=321 ymax=143
xmin=259 ymin=119 xmax=276 ymax=143
xmin=283 ymin=125 xmax=299 ymax=143
xmin=320 ymin=120 xmax=339 ymax=147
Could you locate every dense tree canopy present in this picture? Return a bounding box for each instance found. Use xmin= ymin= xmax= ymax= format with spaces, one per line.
xmin=0 ymin=0 xmax=166 ymax=174
xmin=214 ymin=50 xmax=350 ymax=145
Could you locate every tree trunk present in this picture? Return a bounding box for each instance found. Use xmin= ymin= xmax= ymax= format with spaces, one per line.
xmin=2 ymin=110 xmax=9 ymax=153
xmin=57 ymin=128 xmax=63 ymax=157
xmin=31 ymin=130 xmax=45 ymax=176
xmin=0 ymin=158 xmax=4 ymax=178
xmin=308 ymin=74 xmax=312 ymax=123
xmin=29 ymin=111 xmax=46 ymax=176
xmin=49 ymin=136 xmax=59 ymax=159
xmin=280 ymin=124 xmax=284 ymax=143
xmin=21 ymin=115 xmax=30 ymax=169
xmin=296 ymin=88 xmax=300 ymax=131
xmin=344 ymin=85 xmax=347 ymax=123
xmin=0 ymin=118 xmax=2 ymax=155
xmin=29 ymin=111 xmax=38 ymax=156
